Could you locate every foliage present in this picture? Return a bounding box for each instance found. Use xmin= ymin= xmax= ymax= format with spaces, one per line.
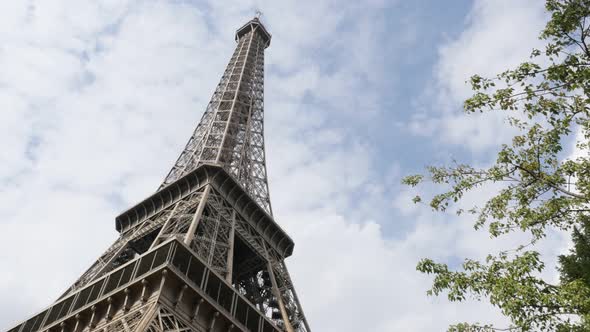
xmin=559 ymin=218 xmax=590 ymax=328
xmin=403 ymin=0 xmax=590 ymax=330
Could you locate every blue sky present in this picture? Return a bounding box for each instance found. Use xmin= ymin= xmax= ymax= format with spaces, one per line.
xmin=0 ymin=0 xmax=573 ymax=331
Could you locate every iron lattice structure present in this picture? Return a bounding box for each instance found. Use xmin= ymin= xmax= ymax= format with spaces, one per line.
xmin=8 ymin=18 xmax=311 ymax=332
xmin=161 ymin=17 xmax=273 ymax=215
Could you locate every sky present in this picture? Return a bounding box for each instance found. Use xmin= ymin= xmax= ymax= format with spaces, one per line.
xmin=0 ymin=0 xmax=577 ymax=331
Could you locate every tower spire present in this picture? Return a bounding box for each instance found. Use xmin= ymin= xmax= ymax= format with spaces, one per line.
xmin=8 ymin=17 xmax=311 ymax=332
xmin=160 ymin=16 xmax=273 ymax=215
xmin=255 ymin=10 xmax=263 ymax=20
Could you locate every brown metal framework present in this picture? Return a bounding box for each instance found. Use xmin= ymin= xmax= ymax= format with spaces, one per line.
xmin=8 ymin=17 xmax=310 ymax=332
xmin=161 ymin=18 xmax=273 ymax=216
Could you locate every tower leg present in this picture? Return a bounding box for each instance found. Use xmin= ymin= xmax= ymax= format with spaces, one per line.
xmin=184 ymin=185 xmax=211 ymax=245
xmin=225 ymin=211 xmax=236 ymax=284
xmin=267 ymin=261 xmax=295 ymax=332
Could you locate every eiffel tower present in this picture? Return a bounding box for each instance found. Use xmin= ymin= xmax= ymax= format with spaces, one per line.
xmin=8 ymin=17 xmax=311 ymax=332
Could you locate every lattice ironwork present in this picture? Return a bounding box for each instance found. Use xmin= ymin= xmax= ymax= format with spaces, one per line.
xmin=190 ymin=189 xmax=234 ymax=279
xmin=151 ymin=189 xmax=206 ymax=247
xmin=94 ymin=303 xmax=151 ymax=332
xmin=145 ymin=307 xmax=197 ymax=332
xmin=61 ymin=196 xmax=187 ymax=297
xmin=160 ymin=20 xmax=273 ymax=216
xmin=267 ymin=261 xmax=310 ymax=332
xmin=10 ymin=17 xmax=310 ymax=332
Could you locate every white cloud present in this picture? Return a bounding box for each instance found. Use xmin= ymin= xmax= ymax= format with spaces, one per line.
xmin=0 ymin=0 xmax=570 ymax=332
xmin=284 ymin=196 xmax=522 ymax=331
xmin=436 ymin=0 xmax=546 ymax=104
xmin=410 ymin=0 xmax=547 ymax=153
xmin=0 ymin=0 xmax=392 ymax=330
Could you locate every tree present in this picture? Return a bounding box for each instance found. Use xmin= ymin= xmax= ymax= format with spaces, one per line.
xmin=559 ymin=217 xmax=590 ymax=326
xmin=403 ymin=0 xmax=590 ymax=330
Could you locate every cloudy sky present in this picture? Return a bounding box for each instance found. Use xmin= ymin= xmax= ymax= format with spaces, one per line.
xmin=0 ymin=0 xmax=575 ymax=331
